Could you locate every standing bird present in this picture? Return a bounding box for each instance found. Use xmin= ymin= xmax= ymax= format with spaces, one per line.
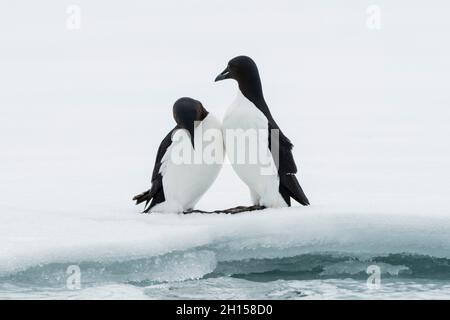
xmin=215 ymin=56 xmax=309 ymax=208
xmin=133 ymin=97 xmax=224 ymax=213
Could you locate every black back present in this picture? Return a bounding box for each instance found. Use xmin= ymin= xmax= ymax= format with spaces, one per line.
xmin=133 ymin=127 xmax=177 ymax=212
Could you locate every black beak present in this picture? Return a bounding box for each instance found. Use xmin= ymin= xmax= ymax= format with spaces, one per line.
xmin=215 ymin=67 xmax=230 ymax=82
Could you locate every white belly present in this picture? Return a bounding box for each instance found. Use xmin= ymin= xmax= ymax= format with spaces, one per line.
xmin=222 ymin=91 xmax=287 ymax=208
xmin=152 ymin=114 xmax=224 ymax=213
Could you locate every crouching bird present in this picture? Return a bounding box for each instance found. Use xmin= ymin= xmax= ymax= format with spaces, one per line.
xmin=215 ymin=56 xmax=309 ymax=208
xmin=133 ymin=97 xmax=224 ymax=213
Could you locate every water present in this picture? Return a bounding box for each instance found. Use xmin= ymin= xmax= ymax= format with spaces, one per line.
xmin=2 ymin=252 xmax=450 ymax=299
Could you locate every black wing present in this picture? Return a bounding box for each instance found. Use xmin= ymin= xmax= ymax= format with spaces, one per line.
xmin=133 ymin=127 xmax=177 ymax=212
xmin=259 ymin=100 xmax=309 ymax=206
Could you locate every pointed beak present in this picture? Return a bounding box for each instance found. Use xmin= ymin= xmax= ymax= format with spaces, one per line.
xmin=215 ymin=67 xmax=230 ymax=82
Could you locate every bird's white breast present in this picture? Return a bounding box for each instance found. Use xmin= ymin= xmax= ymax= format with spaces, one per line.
xmin=154 ymin=114 xmax=224 ymax=212
xmin=222 ymin=91 xmax=286 ymax=207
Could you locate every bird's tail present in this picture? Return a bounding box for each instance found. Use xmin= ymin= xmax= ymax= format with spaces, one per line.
xmin=280 ymin=174 xmax=310 ymax=206
xmin=133 ymin=179 xmax=165 ymax=213
xmin=133 ymin=188 xmax=155 ymax=213
xmin=133 ymin=189 xmax=151 ymax=205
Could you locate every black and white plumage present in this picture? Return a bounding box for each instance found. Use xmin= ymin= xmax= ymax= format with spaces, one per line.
xmin=215 ymin=56 xmax=309 ymax=207
xmin=133 ymin=97 xmax=224 ymax=213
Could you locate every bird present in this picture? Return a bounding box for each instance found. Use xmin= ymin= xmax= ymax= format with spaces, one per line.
xmin=215 ymin=55 xmax=309 ymax=208
xmin=133 ymin=97 xmax=224 ymax=213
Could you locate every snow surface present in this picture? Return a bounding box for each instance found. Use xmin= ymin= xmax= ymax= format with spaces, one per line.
xmin=1 ymin=0 xmax=450 ymax=283
xmin=1 ymin=208 xmax=450 ymax=277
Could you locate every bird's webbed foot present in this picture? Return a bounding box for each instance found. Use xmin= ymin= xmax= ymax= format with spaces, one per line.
xmin=182 ymin=205 xmax=266 ymax=215
xmin=218 ymin=205 xmax=266 ymax=214
xmin=183 ymin=208 xmax=211 ymax=214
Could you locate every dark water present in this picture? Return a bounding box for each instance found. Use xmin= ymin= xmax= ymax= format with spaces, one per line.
xmin=2 ymin=252 xmax=450 ymax=299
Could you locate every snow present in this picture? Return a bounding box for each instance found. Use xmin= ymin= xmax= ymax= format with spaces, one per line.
xmin=1 ymin=0 xmax=450 ymax=278
xmin=1 ymin=208 xmax=450 ymax=276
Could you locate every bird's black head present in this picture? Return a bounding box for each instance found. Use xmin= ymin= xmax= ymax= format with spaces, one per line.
xmin=172 ymin=97 xmax=208 ymax=149
xmin=215 ymin=56 xmax=263 ymax=101
xmin=214 ymin=56 xmax=260 ymax=83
